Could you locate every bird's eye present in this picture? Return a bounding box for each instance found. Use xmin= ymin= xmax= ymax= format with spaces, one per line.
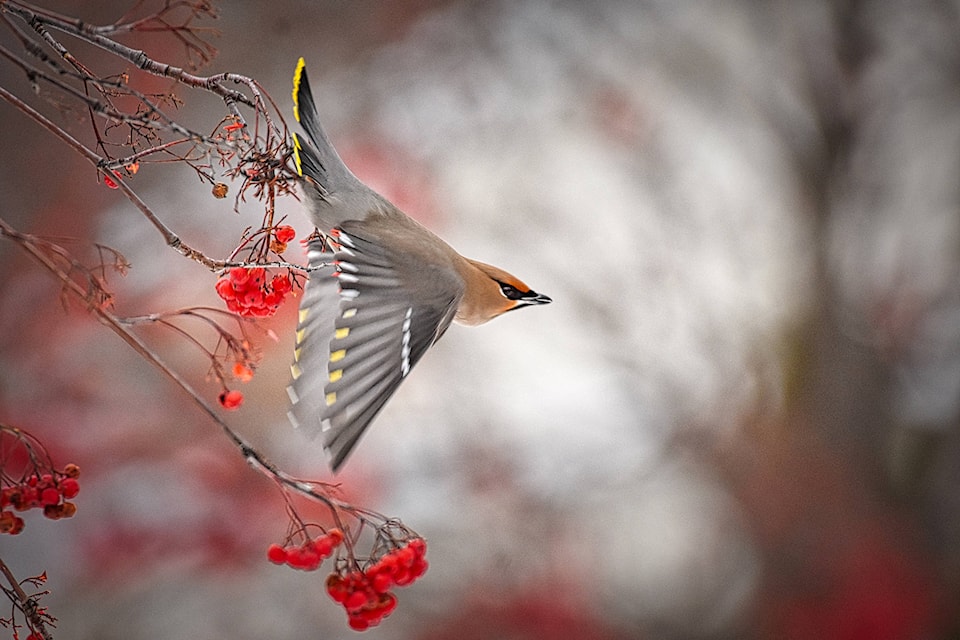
xmin=499 ymin=282 xmax=525 ymax=300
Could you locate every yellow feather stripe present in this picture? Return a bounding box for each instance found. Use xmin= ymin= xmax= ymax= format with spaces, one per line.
xmin=326 ymin=392 xmax=337 ymax=406
xmin=290 ymin=362 xmax=302 ymax=380
xmin=329 ymin=369 xmax=343 ymax=382
xmin=335 ymin=327 xmax=350 ymax=339
xmin=299 ymin=307 xmax=309 ymax=323
xmin=292 ymin=134 xmax=304 ymax=177
xmin=330 ymin=349 xmax=346 ymax=362
xmin=292 ymin=57 xmax=306 ymax=122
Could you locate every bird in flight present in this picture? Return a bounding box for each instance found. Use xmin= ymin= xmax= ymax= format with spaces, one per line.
xmin=287 ymin=58 xmax=551 ymax=471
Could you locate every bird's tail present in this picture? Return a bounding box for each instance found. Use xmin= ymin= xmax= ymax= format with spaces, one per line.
xmin=291 ymin=57 xmax=356 ymax=194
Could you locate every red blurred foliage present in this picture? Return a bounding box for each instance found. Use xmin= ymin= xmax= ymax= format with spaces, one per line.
xmin=415 ymin=582 xmax=632 ymax=640
xmin=76 ymin=442 xmax=284 ymax=583
xmin=721 ymin=421 xmax=943 ymax=640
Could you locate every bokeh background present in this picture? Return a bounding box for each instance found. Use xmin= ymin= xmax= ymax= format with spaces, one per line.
xmin=2 ymin=1 xmax=960 ymax=638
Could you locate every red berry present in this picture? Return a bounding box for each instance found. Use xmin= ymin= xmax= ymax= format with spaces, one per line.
xmin=271 ymin=274 xmax=293 ymax=294
xmin=229 ymin=267 xmax=250 ymax=285
xmin=326 ymin=574 xmax=348 ymax=603
xmin=300 ymin=548 xmax=321 ymax=570
xmin=18 ymin=486 xmax=38 ymax=510
xmin=377 ymin=553 xmax=398 ymax=575
xmin=369 ymin=572 xmax=392 ymax=594
xmin=267 ymin=543 xmax=286 ymax=564
xmin=345 ymin=590 xmax=370 ymax=611
xmin=377 ymin=592 xmax=398 ymax=617
xmin=313 ymin=536 xmax=334 ymax=558
xmin=326 ymin=528 xmax=344 ymax=546
xmin=40 ymin=487 xmax=60 ymax=506
xmin=241 ymin=288 xmax=262 ymax=306
xmin=247 ymin=267 xmax=266 ymax=285
xmin=408 ymin=538 xmax=426 ymax=557
xmin=5 ymin=513 xmax=25 ymax=534
xmin=262 ymin=291 xmax=283 ymax=307
xmin=43 ymin=504 xmax=63 ymax=520
xmin=409 ymin=558 xmax=428 ymax=580
xmin=275 ymin=226 xmax=296 ymax=243
xmin=219 ymin=390 xmax=244 ymax=410
xmin=215 ymin=277 xmax=235 ymax=300
xmin=348 ymin=615 xmax=370 ymax=631
xmin=60 ymin=478 xmax=80 ymax=499
xmin=395 ymin=546 xmax=416 ymax=568
xmin=232 ymin=362 xmax=254 ymax=382
xmin=393 ymin=568 xmax=412 ymax=586
xmin=286 ymin=546 xmax=321 ymax=571
xmin=0 ymin=510 xmax=16 ymax=532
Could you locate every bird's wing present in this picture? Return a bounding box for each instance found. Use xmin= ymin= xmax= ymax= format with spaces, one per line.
xmin=287 ymin=225 xmax=463 ymax=472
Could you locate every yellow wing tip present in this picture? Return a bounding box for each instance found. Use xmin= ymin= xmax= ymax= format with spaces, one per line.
xmin=292 ymin=134 xmax=304 ymax=177
xmin=292 ymin=57 xmax=307 ymax=122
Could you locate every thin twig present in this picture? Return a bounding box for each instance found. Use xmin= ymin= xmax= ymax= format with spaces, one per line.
xmin=0 ymin=556 xmax=53 ymax=640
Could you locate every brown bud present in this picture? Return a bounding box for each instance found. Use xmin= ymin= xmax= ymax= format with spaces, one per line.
xmin=212 ymin=182 xmax=229 ymax=199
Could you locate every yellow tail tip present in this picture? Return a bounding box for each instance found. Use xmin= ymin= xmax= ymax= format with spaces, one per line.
xmin=292 ymin=57 xmax=307 ymax=122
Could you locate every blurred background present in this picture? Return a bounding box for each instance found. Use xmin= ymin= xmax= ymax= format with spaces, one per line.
xmin=1 ymin=0 xmax=959 ymax=638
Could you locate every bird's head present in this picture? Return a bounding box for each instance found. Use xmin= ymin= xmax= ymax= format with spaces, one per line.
xmin=457 ymin=259 xmax=551 ymax=325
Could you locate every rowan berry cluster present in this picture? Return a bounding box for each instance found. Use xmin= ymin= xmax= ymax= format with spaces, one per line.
xmin=267 ymin=528 xmax=344 ymax=571
xmin=326 ymin=538 xmax=428 ymax=631
xmin=215 ymin=266 xmax=294 ymax=318
xmin=1 ymin=463 xmax=81 ymax=535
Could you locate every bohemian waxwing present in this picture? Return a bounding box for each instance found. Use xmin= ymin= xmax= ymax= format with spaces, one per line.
xmin=286 ymin=58 xmax=551 ymax=471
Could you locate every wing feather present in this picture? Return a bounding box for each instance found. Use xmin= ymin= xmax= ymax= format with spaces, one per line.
xmin=287 ymin=226 xmax=465 ymax=471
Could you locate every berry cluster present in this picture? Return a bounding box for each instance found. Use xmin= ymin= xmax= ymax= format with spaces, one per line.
xmin=215 ymin=267 xmax=294 ymax=318
xmin=267 ymin=528 xmax=344 ymax=571
xmin=1 ymin=464 xmax=81 ymax=535
xmin=326 ymin=538 xmax=428 ymax=631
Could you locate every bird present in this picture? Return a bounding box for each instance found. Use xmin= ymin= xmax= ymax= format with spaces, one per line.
xmin=286 ymin=57 xmax=551 ymax=472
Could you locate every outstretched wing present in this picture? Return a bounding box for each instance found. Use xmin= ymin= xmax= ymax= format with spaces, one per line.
xmin=288 ymin=226 xmax=463 ymax=472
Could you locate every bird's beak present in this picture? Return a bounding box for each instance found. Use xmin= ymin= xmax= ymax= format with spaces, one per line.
xmin=523 ymin=291 xmax=552 ymax=305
